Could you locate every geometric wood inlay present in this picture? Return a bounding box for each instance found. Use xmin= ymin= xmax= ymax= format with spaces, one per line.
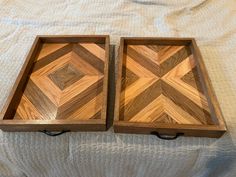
xmin=181 ymin=67 xmax=204 ymax=94
xmin=48 ymin=63 xmax=84 ymax=90
xmin=119 ymin=44 xmax=214 ymax=125
xmin=14 ymin=42 xmax=105 ymax=121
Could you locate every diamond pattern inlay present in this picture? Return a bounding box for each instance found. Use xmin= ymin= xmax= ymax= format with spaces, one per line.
xmin=48 ymin=63 xmax=84 ymax=90
xmin=14 ymin=42 xmax=106 ymax=121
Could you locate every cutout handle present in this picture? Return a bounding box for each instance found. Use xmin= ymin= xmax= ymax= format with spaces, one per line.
xmin=151 ymin=132 xmax=184 ymax=140
xmin=40 ymin=130 xmax=70 ymax=136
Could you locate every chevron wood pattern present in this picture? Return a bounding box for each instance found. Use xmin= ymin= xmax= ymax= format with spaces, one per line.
xmin=119 ymin=44 xmax=212 ymax=125
xmin=0 ymin=36 xmax=109 ymax=132
xmin=114 ymin=38 xmax=226 ymax=138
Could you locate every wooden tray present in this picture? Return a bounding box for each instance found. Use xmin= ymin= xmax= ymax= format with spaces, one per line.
xmin=0 ymin=35 xmax=109 ymax=132
xmin=114 ymin=37 xmax=226 ymax=138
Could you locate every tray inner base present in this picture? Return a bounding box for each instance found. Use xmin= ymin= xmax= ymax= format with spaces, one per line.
xmin=120 ymin=44 xmax=215 ymax=126
xmin=12 ymin=42 xmax=106 ymax=121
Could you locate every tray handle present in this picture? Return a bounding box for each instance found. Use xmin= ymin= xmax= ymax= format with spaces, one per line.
xmin=40 ymin=130 xmax=70 ymax=136
xmin=151 ymin=132 xmax=184 ymax=140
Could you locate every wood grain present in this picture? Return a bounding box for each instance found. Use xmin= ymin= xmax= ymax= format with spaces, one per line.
xmin=120 ymin=44 xmax=210 ymax=124
xmin=16 ymin=42 xmax=105 ymax=120
xmin=0 ymin=35 xmax=109 ymax=132
xmin=114 ymin=37 xmax=226 ymax=138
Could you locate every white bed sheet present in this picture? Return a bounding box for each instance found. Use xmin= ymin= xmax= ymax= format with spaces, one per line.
xmin=0 ymin=0 xmax=236 ymax=176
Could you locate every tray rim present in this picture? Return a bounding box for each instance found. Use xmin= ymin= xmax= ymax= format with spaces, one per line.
xmin=114 ymin=37 xmax=227 ymax=138
xmin=0 ymin=35 xmax=110 ymax=131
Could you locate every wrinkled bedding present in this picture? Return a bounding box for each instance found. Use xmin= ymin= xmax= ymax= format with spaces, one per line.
xmin=0 ymin=0 xmax=236 ymax=176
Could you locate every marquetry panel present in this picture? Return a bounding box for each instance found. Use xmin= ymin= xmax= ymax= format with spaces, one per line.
xmin=15 ymin=42 xmax=105 ymax=121
xmin=0 ymin=35 xmax=109 ymax=132
xmin=114 ymin=38 xmax=226 ymax=138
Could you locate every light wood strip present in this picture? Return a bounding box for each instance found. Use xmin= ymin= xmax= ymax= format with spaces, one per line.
xmin=162 ymin=55 xmax=195 ymax=78
xmin=146 ymin=45 xmax=166 ymax=53
xmin=129 ymin=45 xmax=159 ymax=65
xmin=162 ymin=56 xmax=209 ymax=111
xmin=120 ymin=80 xmax=162 ymax=121
xmin=33 ymin=44 xmax=72 ymax=72
xmin=37 ymin=43 xmax=68 ymax=61
xmin=73 ymin=44 xmax=104 ymax=73
xmin=32 ymin=52 xmax=71 ymax=77
xmin=60 ymin=76 xmax=103 ymax=106
xmin=153 ymin=113 xmax=177 ymax=124
xmin=126 ymin=45 xmax=161 ymax=76
xmin=80 ymin=43 xmax=105 ymax=61
xmin=71 ymin=51 xmax=103 ymax=76
xmin=158 ymin=46 xmax=192 ymax=76
xmin=31 ymin=75 xmax=62 ymax=106
xmin=163 ymin=96 xmax=202 ymax=124
xmin=56 ymin=78 xmax=103 ymax=119
xmin=67 ymin=93 xmax=102 ymax=120
xmin=129 ymin=95 xmax=164 ymax=122
xmin=15 ymin=95 xmax=44 ymax=120
xmin=128 ymin=94 xmax=202 ymax=124
xmin=24 ymin=79 xmax=58 ymax=119
xmin=167 ymin=79 xmax=209 ymax=111
xmin=157 ymin=45 xmax=185 ymax=64
xmin=162 ymin=81 xmax=212 ymax=125
xmin=120 ymin=78 xmax=159 ymax=106
xmin=124 ymin=55 xmax=159 ymax=78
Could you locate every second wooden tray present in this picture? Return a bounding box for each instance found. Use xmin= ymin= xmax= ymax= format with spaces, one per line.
xmin=114 ymin=37 xmax=226 ymax=138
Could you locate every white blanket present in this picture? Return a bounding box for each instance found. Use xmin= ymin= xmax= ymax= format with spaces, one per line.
xmin=0 ymin=0 xmax=236 ymax=176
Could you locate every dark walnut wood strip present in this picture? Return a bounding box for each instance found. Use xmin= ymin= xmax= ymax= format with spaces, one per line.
xmin=15 ymin=95 xmax=44 ymax=120
xmin=121 ymin=67 xmax=139 ymax=91
xmin=146 ymin=45 xmax=166 ymax=53
xmin=21 ymin=79 xmax=58 ymax=119
xmin=33 ymin=44 xmax=73 ymax=72
xmin=120 ymin=79 xmax=162 ymax=121
xmin=56 ymin=78 xmax=104 ymax=119
xmin=126 ymin=45 xmax=161 ymax=76
xmin=89 ymin=111 xmax=102 ymax=119
xmin=97 ymin=43 xmax=105 ymax=50
xmin=161 ymin=81 xmax=213 ymax=125
xmin=154 ymin=113 xmax=178 ymax=124
xmin=48 ymin=63 xmax=84 ymax=90
xmin=181 ymin=66 xmax=204 ymax=94
xmin=73 ymin=44 xmax=104 ymax=73
xmin=159 ymin=46 xmax=192 ymax=76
